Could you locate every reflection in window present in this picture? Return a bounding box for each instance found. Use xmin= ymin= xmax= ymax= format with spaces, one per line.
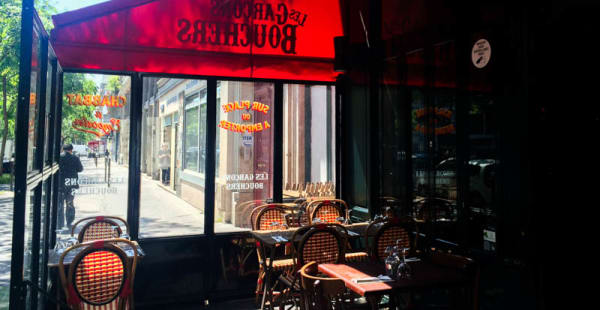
xmin=28 ymin=30 xmax=41 ymax=173
xmin=467 ymin=95 xmax=497 ymax=214
xmin=139 ymin=78 xmax=206 ymax=237
xmin=43 ymin=57 xmax=54 ymax=165
xmin=411 ymin=91 xmax=457 ymax=223
xmin=58 ymin=73 xmax=130 ymax=232
xmin=282 ymin=84 xmax=336 ymax=199
xmin=215 ymin=81 xmax=274 ymax=232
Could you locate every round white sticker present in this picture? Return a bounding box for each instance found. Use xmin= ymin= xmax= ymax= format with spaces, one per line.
xmin=472 ymin=39 xmax=491 ymax=69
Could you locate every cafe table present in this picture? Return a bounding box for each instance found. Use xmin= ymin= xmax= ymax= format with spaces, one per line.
xmin=318 ymin=260 xmax=468 ymax=309
xmin=250 ymin=222 xmax=369 ymax=310
xmin=47 ymin=240 xmax=145 ymax=267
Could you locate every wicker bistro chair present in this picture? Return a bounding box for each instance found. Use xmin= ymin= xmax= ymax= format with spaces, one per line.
xmin=300 ymin=262 xmax=347 ymax=310
xmin=58 ymin=239 xmax=138 ymax=310
xmin=71 ymin=216 xmax=129 ymax=243
xmin=277 ymin=224 xmax=348 ymax=308
xmin=307 ymin=199 xmax=350 ymax=224
xmin=369 ymin=217 xmax=418 ymax=262
xmin=253 ymin=204 xmax=297 ymax=231
xmin=253 ymin=204 xmax=297 ymax=304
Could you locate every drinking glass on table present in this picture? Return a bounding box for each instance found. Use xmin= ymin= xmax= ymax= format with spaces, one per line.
xmin=384 ymin=246 xmax=400 ymax=278
xmin=397 ymin=247 xmax=413 ymax=279
xmin=53 ymin=230 xmax=66 ymax=253
xmin=64 ymin=235 xmax=78 ymax=248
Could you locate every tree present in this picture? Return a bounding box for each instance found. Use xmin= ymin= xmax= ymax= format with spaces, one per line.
xmin=60 ymin=73 xmax=98 ymax=145
xmin=0 ymin=0 xmax=56 ymax=175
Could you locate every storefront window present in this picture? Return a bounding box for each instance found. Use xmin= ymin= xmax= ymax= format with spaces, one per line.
xmin=43 ymin=57 xmax=54 ymax=165
xmin=57 ymin=73 xmax=130 ymax=231
xmin=139 ymin=78 xmax=206 ymax=237
xmin=412 ymin=91 xmax=457 ymax=221
xmin=27 ymin=30 xmax=41 ymax=173
xmin=23 ymin=187 xmax=36 ymax=308
xmin=282 ymin=84 xmax=336 ymax=199
xmin=214 ymin=81 xmax=274 ymax=232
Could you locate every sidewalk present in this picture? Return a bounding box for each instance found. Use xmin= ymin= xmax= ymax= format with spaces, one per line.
xmin=73 ymin=157 xmax=208 ymax=237
xmin=0 ymin=186 xmax=14 ymax=309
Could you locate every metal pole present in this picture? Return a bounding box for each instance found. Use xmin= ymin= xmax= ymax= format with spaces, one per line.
xmin=9 ymin=0 xmax=34 ymax=308
xmin=107 ymin=157 xmax=111 ymax=187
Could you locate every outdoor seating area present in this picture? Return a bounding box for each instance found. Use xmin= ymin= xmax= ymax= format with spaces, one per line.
xmin=4 ymin=0 xmax=582 ymax=309
xmin=245 ymin=198 xmax=478 ymax=309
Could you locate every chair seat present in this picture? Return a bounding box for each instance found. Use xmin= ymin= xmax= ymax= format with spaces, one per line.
xmin=345 ymin=251 xmax=369 ymax=262
xmin=266 ymin=258 xmax=295 ymax=271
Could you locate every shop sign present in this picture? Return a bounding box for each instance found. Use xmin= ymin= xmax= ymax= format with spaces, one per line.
xmin=66 ymin=94 xmax=127 ymax=108
xmin=218 ymin=100 xmax=271 ymax=133
xmin=176 ymin=0 xmax=309 ymax=54
xmin=224 ymin=173 xmax=268 ymax=191
xmin=72 ymin=111 xmax=121 ymax=137
xmin=472 ymin=39 xmax=491 ymax=69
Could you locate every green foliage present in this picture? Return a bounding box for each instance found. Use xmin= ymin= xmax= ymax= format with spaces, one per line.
xmin=61 ymin=73 xmax=98 ymax=144
xmin=1 ymin=0 xmax=56 ymax=140
xmin=106 ymin=75 xmax=122 ymax=95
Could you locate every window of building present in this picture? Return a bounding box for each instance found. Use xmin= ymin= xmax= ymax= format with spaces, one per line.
xmin=139 ymin=77 xmax=206 ymax=238
xmin=214 ymin=81 xmax=274 ymax=233
xmin=184 ymin=95 xmax=200 ymax=171
xmin=27 ymin=29 xmax=41 ymax=173
xmin=57 ymin=73 xmax=130 ymax=233
xmin=282 ymin=84 xmax=336 ymax=200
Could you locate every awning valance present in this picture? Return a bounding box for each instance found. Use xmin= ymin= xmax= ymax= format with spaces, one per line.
xmin=51 ymin=0 xmax=343 ymax=81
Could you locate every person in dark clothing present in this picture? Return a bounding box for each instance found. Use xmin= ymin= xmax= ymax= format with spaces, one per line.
xmin=59 ymin=144 xmax=83 ymax=229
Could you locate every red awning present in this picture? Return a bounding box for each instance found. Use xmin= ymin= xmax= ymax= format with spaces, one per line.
xmin=51 ymin=0 xmax=343 ymax=81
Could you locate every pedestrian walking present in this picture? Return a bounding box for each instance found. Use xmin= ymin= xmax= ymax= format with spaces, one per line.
xmin=59 ymin=144 xmax=83 ymax=229
xmin=159 ymin=143 xmax=170 ymax=185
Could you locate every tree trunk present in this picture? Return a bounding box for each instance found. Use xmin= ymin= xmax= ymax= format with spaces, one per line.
xmin=0 ymin=75 xmax=8 ymax=176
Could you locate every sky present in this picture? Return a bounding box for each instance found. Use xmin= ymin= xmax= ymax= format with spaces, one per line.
xmin=52 ymin=0 xmax=109 ymax=13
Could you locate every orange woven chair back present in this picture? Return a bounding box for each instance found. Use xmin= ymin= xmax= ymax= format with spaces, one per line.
xmin=308 ymin=200 xmax=348 ymax=224
xmin=293 ymin=224 xmax=347 ymax=266
xmin=372 ymin=220 xmax=413 ymax=261
xmin=300 ymin=261 xmax=346 ymax=310
xmin=72 ymin=216 xmax=129 ymax=243
xmin=253 ymin=204 xmax=292 ymax=230
xmin=59 ymin=239 xmax=138 ymax=310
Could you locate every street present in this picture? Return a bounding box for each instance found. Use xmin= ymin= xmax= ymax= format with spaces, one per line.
xmin=0 ymin=186 xmax=13 ymax=309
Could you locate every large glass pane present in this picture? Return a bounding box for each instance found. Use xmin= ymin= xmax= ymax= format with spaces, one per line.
xmin=432 ymin=94 xmax=457 ymax=205
xmin=466 ymin=94 xmax=498 ymax=250
xmin=58 ymin=73 xmax=130 ymax=231
xmin=378 ymin=57 xmax=412 ymax=217
xmin=36 ymin=181 xmax=50 ymax=310
xmin=282 ymin=84 xmax=336 ymax=200
xmin=27 ymin=30 xmax=41 ymax=173
xmin=43 ymin=57 xmax=54 ymax=165
xmin=139 ymin=78 xmax=206 ymax=238
xmin=23 ymin=187 xmax=36 ymax=310
xmin=215 ymin=81 xmax=274 ymax=232
xmin=412 ymin=89 xmax=429 ymax=201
